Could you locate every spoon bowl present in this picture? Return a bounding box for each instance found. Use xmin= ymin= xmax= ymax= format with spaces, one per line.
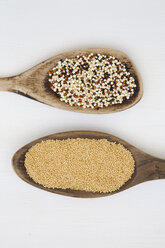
xmin=12 ymin=131 xmax=165 ymax=198
xmin=0 ymin=48 xmax=143 ymax=113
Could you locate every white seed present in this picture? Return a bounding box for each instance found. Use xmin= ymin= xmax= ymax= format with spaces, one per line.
xmin=49 ymin=53 xmax=136 ymax=109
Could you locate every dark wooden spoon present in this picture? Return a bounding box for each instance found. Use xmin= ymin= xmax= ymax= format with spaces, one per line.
xmin=0 ymin=48 xmax=143 ymax=114
xmin=12 ymin=131 xmax=165 ymax=198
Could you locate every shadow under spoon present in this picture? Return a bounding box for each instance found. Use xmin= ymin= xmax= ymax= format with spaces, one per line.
xmin=0 ymin=48 xmax=142 ymax=114
xmin=12 ymin=131 xmax=165 ymax=198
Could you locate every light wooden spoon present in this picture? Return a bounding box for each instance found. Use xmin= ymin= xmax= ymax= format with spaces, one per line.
xmin=0 ymin=48 xmax=142 ymax=113
xmin=12 ymin=131 xmax=165 ymax=198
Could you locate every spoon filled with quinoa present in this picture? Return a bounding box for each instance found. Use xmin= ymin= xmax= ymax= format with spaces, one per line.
xmin=0 ymin=48 xmax=142 ymax=113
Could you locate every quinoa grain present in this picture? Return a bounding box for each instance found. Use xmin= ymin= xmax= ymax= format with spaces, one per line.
xmin=48 ymin=53 xmax=136 ymax=109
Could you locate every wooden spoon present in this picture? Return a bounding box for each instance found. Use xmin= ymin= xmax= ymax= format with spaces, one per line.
xmin=0 ymin=48 xmax=143 ymax=114
xmin=12 ymin=131 xmax=165 ymax=198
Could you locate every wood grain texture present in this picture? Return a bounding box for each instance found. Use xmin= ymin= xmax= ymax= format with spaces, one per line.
xmin=0 ymin=48 xmax=143 ymax=114
xmin=12 ymin=131 xmax=165 ymax=198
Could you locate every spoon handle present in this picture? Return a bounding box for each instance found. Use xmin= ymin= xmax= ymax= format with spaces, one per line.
xmin=152 ymin=157 xmax=165 ymax=179
xmin=0 ymin=77 xmax=15 ymax=91
xmin=135 ymin=155 xmax=165 ymax=185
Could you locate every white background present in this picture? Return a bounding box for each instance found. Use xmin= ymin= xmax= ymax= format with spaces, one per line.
xmin=0 ymin=0 xmax=165 ymax=247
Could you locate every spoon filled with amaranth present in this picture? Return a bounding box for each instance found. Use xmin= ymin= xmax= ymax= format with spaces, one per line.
xmin=12 ymin=131 xmax=165 ymax=198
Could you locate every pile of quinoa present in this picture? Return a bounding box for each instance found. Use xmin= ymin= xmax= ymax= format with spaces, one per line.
xmin=25 ymin=138 xmax=135 ymax=193
xmin=48 ymin=53 xmax=137 ymax=109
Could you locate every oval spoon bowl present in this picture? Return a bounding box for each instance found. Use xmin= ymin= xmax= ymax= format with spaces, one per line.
xmin=12 ymin=131 xmax=165 ymax=198
xmin=0 ymin=48 xmax=143 ymax=113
